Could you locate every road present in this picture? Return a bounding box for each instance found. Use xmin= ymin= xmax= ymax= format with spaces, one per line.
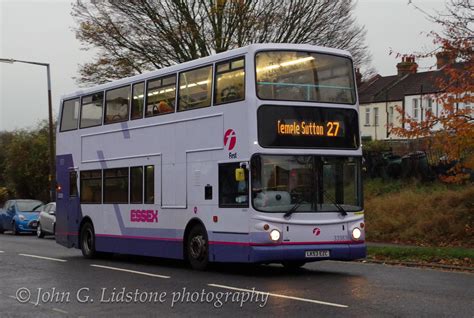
xmin=0 ymin=234 xmax=472 ymax=317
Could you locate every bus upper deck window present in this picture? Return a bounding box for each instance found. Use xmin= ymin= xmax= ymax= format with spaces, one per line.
xmin=80 ymin=92 xmax=104 ymax=128
xmin=256 ymin=51 xmax=355 ymax=104
xmin=215 ymin=57 xmax=245 ymax=105
xmin=105 ymin=86 xmax=130 ymax=124
xmin=131 ymin=82 xmax=145 ymax=119
xmin=60 ymin=98 xmax=80 ymax=132
xmin=178 ymin=65 xmax=213 ymax=111
xmin=146 ymin=75 xmax=176 ymax=117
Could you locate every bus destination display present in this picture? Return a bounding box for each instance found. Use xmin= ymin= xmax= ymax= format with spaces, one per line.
xmin=258 ymin=105 xmax=359 ymax=149
xmin=277 ymin=120 xmax=342 ymax=137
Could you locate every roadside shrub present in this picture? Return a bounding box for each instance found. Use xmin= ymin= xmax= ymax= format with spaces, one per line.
xmin=365 ymin=179 xmax=474 ymax=247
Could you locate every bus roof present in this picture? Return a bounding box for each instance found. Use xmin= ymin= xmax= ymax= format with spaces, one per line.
xmin=62 ymin=43 xmax=353 ymax=100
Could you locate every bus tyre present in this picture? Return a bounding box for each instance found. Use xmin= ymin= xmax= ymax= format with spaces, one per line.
xmin=282 ymin=261 xmax=306 ymax=270
xmin=80 ymin=222 xmax=97 ymax=259
xmin=37 ymin=223 xmax=45 ymax=238
xmin=187 ymin=225 xmax=209 ymax=270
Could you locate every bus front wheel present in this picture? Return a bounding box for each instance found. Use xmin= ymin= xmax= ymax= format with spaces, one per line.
xmin=186 ymin=225 xmax=209 ymax=270
xmin=80 ymin=222 xmax=97 ymax=259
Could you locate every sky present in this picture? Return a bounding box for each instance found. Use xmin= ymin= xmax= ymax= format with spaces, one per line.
xmin=0 ymin=0 xmax=446 ymax=131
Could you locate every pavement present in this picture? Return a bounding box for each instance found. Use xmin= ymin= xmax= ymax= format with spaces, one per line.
xmin=0 ymin=234 xmax=473 ymax=317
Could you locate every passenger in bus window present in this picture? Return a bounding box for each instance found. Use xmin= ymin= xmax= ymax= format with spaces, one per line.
xmin=158 ymin=100 xmax=173 ymax=113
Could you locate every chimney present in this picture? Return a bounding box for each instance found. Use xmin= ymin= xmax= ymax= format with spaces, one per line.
xmin=436 ymin=51 xmax=455 ymax=69
xmin=396 ymin=55 xmax=418 ymax=76
xmin=355 ymin=67 xmax=362 ymax=88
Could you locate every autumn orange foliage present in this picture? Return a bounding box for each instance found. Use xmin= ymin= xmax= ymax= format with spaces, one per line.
xmin=391 ymin=0 xmax=473 ymax=183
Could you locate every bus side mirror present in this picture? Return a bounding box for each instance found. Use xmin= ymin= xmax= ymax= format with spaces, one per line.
xmin=235 ymin=168 xmax=245 ymax=182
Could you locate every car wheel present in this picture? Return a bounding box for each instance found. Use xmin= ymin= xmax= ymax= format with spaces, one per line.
xmin=282 ymin=261 xmax=306 ymax=270
xmin=12 ymin=222 xmax=19 ymax=235
xmin=37 ymin=223 xmax=45 ymax=238
xmin=0 ymin=225 xmax=4 ymax=234
xmin=80 ymin=222 xmax=97 ymax=259
xmin=186 ymin=224 xmax=209 ymax=270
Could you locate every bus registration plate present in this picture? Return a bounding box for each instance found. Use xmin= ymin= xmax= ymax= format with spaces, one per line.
xmin=305 ymin=250 xmax=330 ymax=258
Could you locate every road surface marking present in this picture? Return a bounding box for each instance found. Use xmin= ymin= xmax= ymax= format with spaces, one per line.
xmin=90 ymin=264 xmax=170 ymax=279
xmin=208 ymin=283 xmax=348 ymax=308
xmin=0 ymin=251 xmax=4 ymax=253
xmin=52 ymin=308 xmax=68 ymax=314
xmin=18 ymin=254 xmax=67 ymax=263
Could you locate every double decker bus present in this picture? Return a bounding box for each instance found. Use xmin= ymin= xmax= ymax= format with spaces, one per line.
xmin=55 ymin=43 xmax=365 ymax=270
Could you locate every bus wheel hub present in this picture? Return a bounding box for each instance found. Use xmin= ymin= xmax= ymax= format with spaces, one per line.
xmin=190 ymin=235 xmax=206 ymax=259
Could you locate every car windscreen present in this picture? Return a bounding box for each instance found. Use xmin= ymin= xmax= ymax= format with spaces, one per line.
xmin=16 ymin=200 xmax=44 ymax=212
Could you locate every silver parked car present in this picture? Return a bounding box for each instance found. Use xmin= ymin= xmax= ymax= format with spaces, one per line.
xmin=36 ymin=202 xmax=56 ymax=238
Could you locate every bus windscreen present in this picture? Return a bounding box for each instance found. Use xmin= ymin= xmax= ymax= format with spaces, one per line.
xmin=258 ymin=105 xmax=360 ymax=149
xmin=256 ymin=51 xmax=356 ymax=104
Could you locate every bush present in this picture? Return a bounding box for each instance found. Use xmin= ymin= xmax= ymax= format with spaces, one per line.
xmin=0 ymin=187 xmax=9 ymax=204
xmin=365 ymin=179 xmax=474 ymax=247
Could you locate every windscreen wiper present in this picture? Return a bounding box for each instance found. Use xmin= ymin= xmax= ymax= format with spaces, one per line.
xmin=322 ymin=190 xmax=347 ymax=216
xmin=284 ymin=196 xmax=305 ymax=219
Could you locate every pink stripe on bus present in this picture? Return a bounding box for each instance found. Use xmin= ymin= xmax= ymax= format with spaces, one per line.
xmin=209 ymin=240 xmax=365 ymax=247
xmin=95 ymin=233 xmax=183 ymax=242
xmin=58 ymin=232 xmax=364 ymax=246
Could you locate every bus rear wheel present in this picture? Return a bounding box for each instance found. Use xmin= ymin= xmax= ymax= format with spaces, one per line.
xmin=186 ymin=225 xmax=209 ymax=270
xmin=80 ymin=222 xmax=97 ymax=259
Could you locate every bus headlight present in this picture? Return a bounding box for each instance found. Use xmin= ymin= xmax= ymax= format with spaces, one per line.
xmin=352 ymin=227 xmax=362 ymax=240
xmin=270 ymin=229 xmax=281 ymax=242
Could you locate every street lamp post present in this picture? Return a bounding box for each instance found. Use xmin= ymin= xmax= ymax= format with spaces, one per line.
xmin=0 ymin=58 xmax=55 ymax=201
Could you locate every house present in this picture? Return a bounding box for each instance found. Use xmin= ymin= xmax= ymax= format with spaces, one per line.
xmin=357 ymin=53 xmax=470 ymax=141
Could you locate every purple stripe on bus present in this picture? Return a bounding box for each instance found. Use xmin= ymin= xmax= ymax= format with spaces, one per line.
xmin=120 ymin=121 xmax=131 ymax=139
xmin=95 ymin=235 xmax=183 ymax=259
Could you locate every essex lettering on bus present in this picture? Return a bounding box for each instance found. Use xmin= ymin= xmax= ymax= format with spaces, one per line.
xmin=277 ymin=120 xmax=341 ymax=137
xmin=130 ymin=209 xmax=159 ymax=223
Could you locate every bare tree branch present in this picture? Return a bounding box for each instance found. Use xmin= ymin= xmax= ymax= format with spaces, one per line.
xmin=72 ymin=0 xmax=372 ymax=86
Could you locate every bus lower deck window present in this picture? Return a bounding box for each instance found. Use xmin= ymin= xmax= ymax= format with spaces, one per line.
xmin=104 ymin=168 xmax=129 ymax=204
xmin=80 ymin=170 xmax=102 ymax=203
xmin=218 ymin=163 xmax=249 ymax=208
xmin=145 ymin=165 xmax=154 ymax=204
xmin=69 ymin=171 xmax=78 ymax=197
xmin=130 ymin=166 xmax=143 ymax=204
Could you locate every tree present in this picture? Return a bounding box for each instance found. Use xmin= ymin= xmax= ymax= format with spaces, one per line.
xmin=3 ymin=121 xmax=53 ymax=202
xmin=72 ymin=0 xmax=371 ymax=85
xmin=391 ymin=0 xmax=473 ymax=183
xmin=0 ymin=131 xmax=14 ymax=187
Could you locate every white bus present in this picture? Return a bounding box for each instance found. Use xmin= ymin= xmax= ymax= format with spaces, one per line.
xmin=55 ymin=43 xmax=365 ymax=270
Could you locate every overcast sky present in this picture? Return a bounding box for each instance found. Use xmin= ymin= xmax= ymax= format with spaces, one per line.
xmin=0 ymin=0 xmax=445 ymax=131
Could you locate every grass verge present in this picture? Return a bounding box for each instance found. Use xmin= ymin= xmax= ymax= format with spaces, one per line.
xmin=367 ymin=245 xmax=473 ymax=269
